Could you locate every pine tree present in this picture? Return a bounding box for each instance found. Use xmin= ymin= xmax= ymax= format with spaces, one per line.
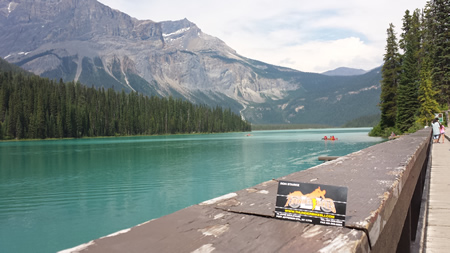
xmin=429 ymin=0 xmax=450 ymax=106
xmin=417 ymin=5 xmax=441 ymax=126
xmin=379 ymin=23 xmax=401 ymax=129
xmin=417 ymin=66 xmax=440 ymax=125
xmin=396 ymin=10 xmax=421 ymax=132
xmin=35 ymin=93 xmax=46 ymax=139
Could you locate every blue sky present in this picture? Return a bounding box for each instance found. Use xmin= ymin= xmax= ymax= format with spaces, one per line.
xmin=98 ymin=0 xmax=429 ymax=73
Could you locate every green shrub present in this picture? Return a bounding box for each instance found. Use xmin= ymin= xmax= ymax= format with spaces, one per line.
xmin=369 ymin=124 xmax=383 ymax=137
xmin=369 ymin=124 xmax=401 ymax=138
xmin=406 ymin=120 xmax=423 ymax=134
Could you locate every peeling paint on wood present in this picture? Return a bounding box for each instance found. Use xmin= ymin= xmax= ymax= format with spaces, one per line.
xmin=319 ymin=230 xmax=363 ymax=253
xmin=213 ymin=213 xmax=225 ymax=220
xmin=191 ymin=244 xmax=215 ymax=253
xmin=58 ymin=241 xmax=95 ymax=253
xmin=199 ymin=224 xmax=229 ymax=237
xmin=200 ymin=193 xmax=237 ymax=205
xmin=104 ymin=228 xmax=131 ymax=238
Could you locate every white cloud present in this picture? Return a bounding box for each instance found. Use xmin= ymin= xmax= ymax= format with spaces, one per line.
xmin=98 ymin=0 xmax=429 ymax=73
xmin=239 ymin=37 xmax=381 ymax=73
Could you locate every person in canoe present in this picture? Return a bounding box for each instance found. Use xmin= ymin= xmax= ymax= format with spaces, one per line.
xmin=322 ymin=136 xmax=338 ymax=140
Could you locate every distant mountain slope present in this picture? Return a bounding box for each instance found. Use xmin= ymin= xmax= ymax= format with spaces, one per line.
xmin=322 ymin=67 xmax=369 ymax=76
xmin=243 ymin=66 xmax=382 ymax=125
xmin=0 ymin=56 xmax=33 ymax=75
xmin=0 ymin=0 xmax=382 ymax=126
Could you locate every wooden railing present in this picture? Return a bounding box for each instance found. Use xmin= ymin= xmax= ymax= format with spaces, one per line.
xmin=61 ymin=128 xmax=432 ymax=253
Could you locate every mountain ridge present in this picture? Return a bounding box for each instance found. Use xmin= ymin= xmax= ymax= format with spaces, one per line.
xmin=322 ymin=67 xmax=369 ymax=76
xmin=0 ymin=0 xmax=382 ymax=126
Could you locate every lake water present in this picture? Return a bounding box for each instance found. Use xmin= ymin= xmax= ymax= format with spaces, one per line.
xmin=0 ymin=128 xmax=383 ymax=252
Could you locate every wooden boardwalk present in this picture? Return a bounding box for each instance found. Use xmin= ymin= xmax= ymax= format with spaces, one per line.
xmin=425 ymin=134 xmax=450 ymax=252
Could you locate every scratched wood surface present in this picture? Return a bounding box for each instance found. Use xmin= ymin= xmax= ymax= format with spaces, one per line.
xmin=212 ymin=129 xmax=429 ymax=250
xmin=63 ymin=129 xmax=431 ymax=253
xmin=73 ymin=204 xmax=368 ymax=253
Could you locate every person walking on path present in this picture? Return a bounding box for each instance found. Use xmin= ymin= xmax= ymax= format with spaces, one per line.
xmin=440 ymin=124 xmax=445 ymax=143
xmin=432 ymin=118 xmax=441 ymax=143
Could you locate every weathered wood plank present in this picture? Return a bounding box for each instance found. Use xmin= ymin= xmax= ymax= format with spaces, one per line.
xmin=214 ymin=130 xmax=431 ymax=252
xmin=62 ymin=129 xmax=432 ymax=253
xmin=69 ymin=204 xmax=369 ymax=253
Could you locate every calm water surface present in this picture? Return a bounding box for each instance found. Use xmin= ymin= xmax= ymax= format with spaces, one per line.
xmin=0 ymin=128 xmax=383 ymax=252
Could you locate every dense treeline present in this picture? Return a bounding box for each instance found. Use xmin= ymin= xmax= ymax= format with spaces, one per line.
xmin=251 ymin=124 xmax=330 ymax=131
xmin=341 ymin=114 xmax=380 ymax=128
xmin=0 ymin=71 xmax=251 ymax=140
xmin=372 ymin=0 xmax=449 ymax=137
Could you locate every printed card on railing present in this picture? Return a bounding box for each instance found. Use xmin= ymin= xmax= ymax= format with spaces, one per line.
xmin=275 ymin=180 xmax=347 ymax=227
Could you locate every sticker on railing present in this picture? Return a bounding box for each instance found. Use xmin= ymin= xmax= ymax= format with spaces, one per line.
xmin=275 ymin=180 xmax=347 ymax=227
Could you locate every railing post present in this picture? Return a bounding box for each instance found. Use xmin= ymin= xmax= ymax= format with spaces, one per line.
xmin=397 ymin=206 xmax=411 ymax=253
xmin=410 ymin=152 xmax=427 ymax=241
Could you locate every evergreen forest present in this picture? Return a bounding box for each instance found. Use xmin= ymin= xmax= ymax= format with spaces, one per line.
xmin=372 ymin=0 xmax=449 ymax=137
xmin=0 ymin=64 xmax=251 ymax=140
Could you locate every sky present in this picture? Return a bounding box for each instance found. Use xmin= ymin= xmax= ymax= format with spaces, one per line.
xmin=98 ymin=0 xmax=429 ymax=73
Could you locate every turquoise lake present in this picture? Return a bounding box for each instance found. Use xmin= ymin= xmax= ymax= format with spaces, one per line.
xmin=0 ymin=128 xmax=383 ymax=252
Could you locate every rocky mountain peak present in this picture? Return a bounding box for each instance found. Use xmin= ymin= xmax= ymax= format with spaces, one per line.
xmin=0 ymin=0 xmax=382 ymax=126
xmin=1 ymin=0 xmax=165 ymax=52
xmin=161 ymin=18 xmax=195 ymax=34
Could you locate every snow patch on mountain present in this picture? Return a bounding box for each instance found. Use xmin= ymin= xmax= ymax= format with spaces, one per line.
xmin=347 ymin=85 xmax=379 ymax=95
xmin=7 ymin=2 xmax=18 ymax=15
xmin=163 ymin=27 xmax=191 ymax=38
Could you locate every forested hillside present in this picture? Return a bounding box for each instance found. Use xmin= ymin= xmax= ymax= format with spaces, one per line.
xmin=0 ymin=61 xmax=251 ymax=140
